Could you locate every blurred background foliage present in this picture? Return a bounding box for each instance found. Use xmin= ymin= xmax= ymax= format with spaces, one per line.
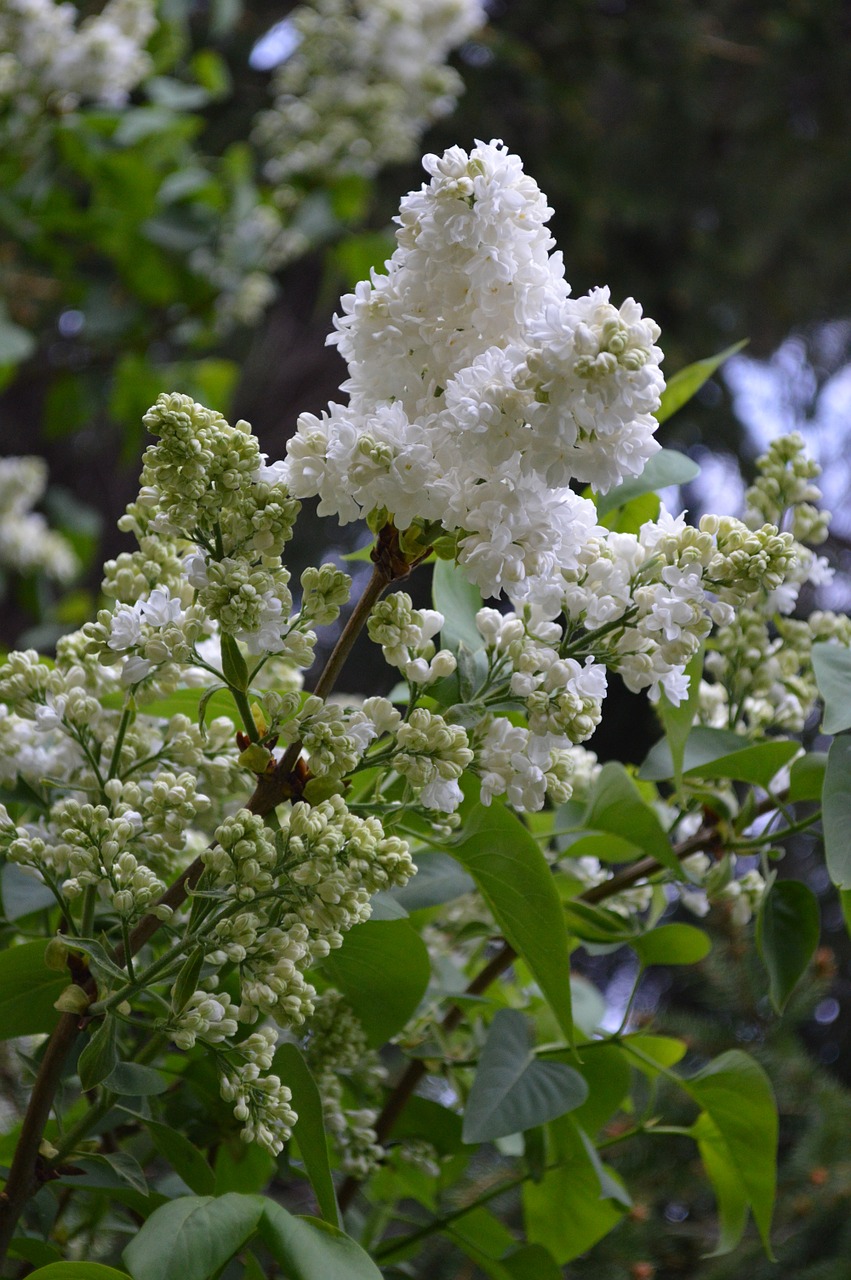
xmin=0 ymin=2 xmax=849 ymax=1273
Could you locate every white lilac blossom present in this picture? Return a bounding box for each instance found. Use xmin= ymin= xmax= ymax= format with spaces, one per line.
xmin=0 ymin=0 xmax=156 ymax=111
xmin=253 ymin=0 xmax=486 ymax=197
xmin=0 ymin=456 xmax=77 ymax=583
xmin=698 ymin=434 xmax=851 ymax=732
xmin=284 ymin=139 xmax=665 ymax=610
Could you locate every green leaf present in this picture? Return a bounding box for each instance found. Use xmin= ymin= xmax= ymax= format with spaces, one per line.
xmin=594 ymin=449 xmax=700 ymax=517
xmin=692 ymin=1111 xmax=749 ymax=1256
xmin=78 ymin=1016 xmax=119 ymax=1091
xmin=122 ymin=1194 xmax=263 ymax=1280
xmin=389 ymin=850 xmax=475 ymax=911
xmin=220 ymin=632 xmax=249 ymax=693
xmin=562 ymin=899 xmax=638 ymax=945
xmin=640 ymin=726 xmax=798 ymax=786
xmin=811 ymin=642 xmax=851 ymax=734
xmin=1 ymin=862 xmax=56 ymax=919
xmin=102 ymin=687 xmax=242 ymax=729
xmin=103 ymin=1062 xmax=169 ymax=1096
xmin=146 ymin=1119 xmax=215 ymax=1195
xmin=432 ymin=557 xmax=485 ymax=655
xmin=757 ymin=879 xmax=820 ymax=1012
xmin=462 ymin=1010 xmax=588 ymax=1143
xmin=655 ymin=341 xmax=748 ymax=425
xmin=0 ymin=941 xmax=67 ymax=1039
xmin=257 ymin=1201 xmax=383 ymax=1279
xmin=213 ymin=1138 xmax=275 ymax=1196
xmin=622 ymin=1032 xmax=688 ymax=1073
xmin=502 ymin=1244 xmax=563 ymax=1280
xmin=787 ymin=751 xmax=828 ymax=802
xmin=451 ymin=779 xmax=575 ymax=1042
xmin=57 ymin=1152 xmax=148 ymax=1196
xmin=823 ymin=735 xmax=851 ymax=890
xmin=273 ymin=1043 xmax=340 ymax=1227
xmin=171 ymin=945 xmax=205 ymax=1014
xmin=631 ymin=923 xmax=711 ymax=967
xmin=320 ymin=919 xmax=430 ymax=1047
xmin=584 ymin=763 xmax=680 ymax=874
xmin=684 ymin=1049 xmax=777 ymax=1256
xmin=558 ymin=832 xmax=643 ymax=865
xmin=26 ymin=1266 xmax=131 ymax=1279
xmin=522 ymin=1116 xmax=627 ymax=1263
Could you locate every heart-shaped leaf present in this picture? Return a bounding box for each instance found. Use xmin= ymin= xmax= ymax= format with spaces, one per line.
xmin=463 ymin=1009 xmax=587 ymax=1143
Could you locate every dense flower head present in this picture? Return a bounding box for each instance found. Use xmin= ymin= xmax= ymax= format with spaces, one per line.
xmin=0 ymin=0 xmax=156 ymax=111
xmin=0 ymin=455 xmax=78 ymax=583
xmin=254 ymin=0 xmax=486 ymax=196
xmin=284 ymin=139 xmax=664 ymax=608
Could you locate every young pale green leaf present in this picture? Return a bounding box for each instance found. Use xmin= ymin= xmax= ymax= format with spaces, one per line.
xmin=683 ymin=1050 xmax=777 ymax=1256
xmin=811 ymin=642 xmax=851 ymax=734
xmin=691 ymin=1111 xmax=750 ymax=1256
xmin=756 ymin=878 xmax=820 ymax=1012
xmin=320 ymin=918 xmax=430 ymax=1047
xmin=462 ymin=1009 xmax=588 ymax=1144
xmin=823 ymin=735 xmax=851 ymax=890
xmin=26 ymin=1266 xmax=131 ymax=1280
xmin=620 ymin=1032 xmax=688 ymax=1073
xmin=522 ymin=1116 xmax=628 ymax=1263
xmin=655 ymin=340 xmax=748 ymax=425
xmin=273 ymin=1042 xmax=340 ymax=1228
xmin=146 ymin=1120 xmax=215 ymax=1196
xmin=451 ymin=778 xmax=575 ymax=1041
xmin=640 ymin=726 xmax=798 ymax=787
xmin=432 ymin=556 xmax=486 ymax=655
xmin=787 ymin=751 xmax=828 ymax=802
xmin=594 ymin=449 xmax=700 ymax=517
xmin=123 ymin=1194 xmax=264 ymax=1280
xmin=0 ymin=941 xmax=66 ymax=1040
xmin=257 ymin=1202 xmax=383 ymax=1280
xmin=78 ymin=1016 xmax=119 ymax=1091
xmin=583 ymin=763 xmax=680 ymax=874
xmin=631 ymin=923 xmax=711 ymax=967
xmin=220 ymin=632 xmax=249 ymax=693
xmin=102 ymin=687 xmax=243 ymax=729
xmin=599 ymin=490 xmax=660 ymax=534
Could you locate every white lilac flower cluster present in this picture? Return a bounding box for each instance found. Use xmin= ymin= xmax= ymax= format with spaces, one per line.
xmin=0 ymin=0 xmax=156 ymax=113
xmin=699 ymin=434 xmax=851 ymax=732
xmin=82 ymin=393 xmax=319 ymax=687
xmin=199 ymin=800 xmax=414 ymax=1027
xmin=0 ymin=456 xmax=77 ymax=584
xmin=284 ymin=140 xmax=666 ymax=612
xmin=302 ymin=990 xmax=387 ymax=1178
xmin=253 ymin=0 xmax=485 ymax=200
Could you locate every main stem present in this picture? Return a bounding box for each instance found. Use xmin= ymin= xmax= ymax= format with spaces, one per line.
xmin=0 ymin=536 xmax=405 ymax=1266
